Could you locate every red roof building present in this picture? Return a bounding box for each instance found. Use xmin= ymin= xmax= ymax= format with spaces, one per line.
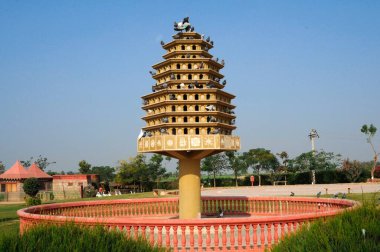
xmin=27 ymin=163 xmax=52 ymax=179
xmin=1 ymin=161 xmax=99 ymax=202
xmin=0 ymin=161 xmax=53 ymax=201
xmin=0 ymin=161 xmax=30 ymax=180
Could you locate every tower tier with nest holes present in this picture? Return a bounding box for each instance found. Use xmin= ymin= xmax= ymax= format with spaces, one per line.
xmin=138 ymin=31 xmax=240 ymax=156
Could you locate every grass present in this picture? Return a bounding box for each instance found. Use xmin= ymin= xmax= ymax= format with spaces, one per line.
xmin=340 ymin=192 xmax=379 ymax=204
xmin=0 ymin=203 xmax=24 ymax=236
xmin=0 ymin=203 xmax=26 ymax=222
xmin=48 ymin=191 xmax=174 ymax=204
xmin=0 ymin=220 xmax=19 ymax=234
xmin=0 ymin=223 xmax=164 ymax=252
xmin=271 ymin=202 xmax=380 ymax=252
xmin=319 ymin=192 xmax=380 ymax=205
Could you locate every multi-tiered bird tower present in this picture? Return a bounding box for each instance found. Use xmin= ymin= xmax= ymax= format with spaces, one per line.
xmin=138 ymin=18 xmax=240 ymax=219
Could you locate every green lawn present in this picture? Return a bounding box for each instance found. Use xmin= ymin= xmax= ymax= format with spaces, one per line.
xmin=47 ymin=191 xmax=174 ymax=204
xmin=346 ymin=192 xmax=379 ymax=203
xmin=320 ymin=192 xmax=380 ymax=205
xmin=0 ymin=220 xmax=19 ymax=234
xmin=0 ymin=203 xmax=25 ymax=235
xmin=0 ymin=203 xmax=26 ymax=222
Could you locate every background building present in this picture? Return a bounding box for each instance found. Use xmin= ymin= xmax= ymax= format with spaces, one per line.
xmin=0 ymin=161 xmax=99 ymax=202
xmin=0 ymin=161 xmax=52 ymax=201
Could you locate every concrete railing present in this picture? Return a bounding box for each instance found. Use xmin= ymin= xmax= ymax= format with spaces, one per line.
xmin=18 ymin=196 xmax=356 ymax=252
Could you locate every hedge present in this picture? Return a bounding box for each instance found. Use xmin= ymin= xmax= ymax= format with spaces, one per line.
xmin=200 ymin=169 xmax=371 ymax=188
xmin=0 ymin=223 xmax=163 ymax=252
xmin=272 ymin=202 xmax=380 ymax=251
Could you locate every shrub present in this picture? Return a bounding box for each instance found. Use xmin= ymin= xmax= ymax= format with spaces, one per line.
xmin=161 ymin=180 xmax=178 ymax=190
xmin=83 ymin=185 xmax=97 ymax=198
xmin=0 ymin=223 xmax=164 ymax=252
xmin=272 ymin=202 xmax=380 ymax=252
xmin=23 ymin=178 xmax=40 ymax=197
xmin=25 ymin=197 xmax=41 ymax=206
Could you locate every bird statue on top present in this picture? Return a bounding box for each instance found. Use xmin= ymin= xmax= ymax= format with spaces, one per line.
xmin=174 ymin=17 xmax=192 ymax=32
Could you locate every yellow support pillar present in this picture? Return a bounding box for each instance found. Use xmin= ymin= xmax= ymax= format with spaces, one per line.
xmin=179 ymin=158 xmax=201 ymax=219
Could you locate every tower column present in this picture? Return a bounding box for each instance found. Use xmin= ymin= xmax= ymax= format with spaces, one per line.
xmin=179 ymin=158 xmax=201 ymax=219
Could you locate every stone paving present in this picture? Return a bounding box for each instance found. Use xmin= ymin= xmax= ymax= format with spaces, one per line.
xmin=202 ymin=182 xmax=380 ymax=197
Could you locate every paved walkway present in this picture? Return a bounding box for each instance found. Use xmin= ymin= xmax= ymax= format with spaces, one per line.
xmin=201 ymin=182 xmax=380 ymax=197
xmin=0 ymin=201 xmax=24 ymax=205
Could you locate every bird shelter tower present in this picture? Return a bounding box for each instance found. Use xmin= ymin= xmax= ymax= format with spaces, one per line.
xmin=137 ymin=18 xmax=240 ymax=219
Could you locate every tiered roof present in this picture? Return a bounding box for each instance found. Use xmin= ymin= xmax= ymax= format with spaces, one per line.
xmin=141 ymin=31 xmax=237 ymax=135
xmin=137 ymin=19 xmax=240 ymax=156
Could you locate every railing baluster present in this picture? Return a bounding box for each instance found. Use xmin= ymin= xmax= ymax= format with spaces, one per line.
xmin=245 ymin=224 xmax=250 ymax=250
xmin=206 ymin=226 xmax=211 ymax=250
xmin=189 ymin=226 xmax=195 ymax=252
xmin=149 ymin=226 xmax=154 ymax=246
xmin=140 ymin=226 xmax=146 ymax=240
xmin=274 ymin=223 xmax=279 ymax=244
xmin=237 ymin=224 xmax=243 ymax=250
xmin=230 ymin=224 xmax=235 ymax=250
xmin=173 ymin=226 xmax=179 ymax=252
xmin=253 ymin=223 xmax=257 ymax=250
xmin=214 ymin=224 xmax=219 ymax=250
xmin=198 ymin=226 xmax=203 ymax=251
xmin=165 ymin=226 xmax=171 ymax=248
xmin=181 ymin=226 xmax=186 ymax=250
xmin=260 ymin=223 xmax=265 ymax=249
xmin=267 ymin=223 xmax=273 ymax=249
xmin=221 ymin=225 xmax=227 ymax=250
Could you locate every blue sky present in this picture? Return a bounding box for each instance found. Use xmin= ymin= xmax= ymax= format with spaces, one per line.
xmin=1 ymin=1 xmax=379 ymax=172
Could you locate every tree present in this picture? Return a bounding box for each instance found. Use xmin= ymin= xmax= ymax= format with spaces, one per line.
xmin=147 ymin=154 xmax=167 ymax=189
xmin=288 ymin=151 xmax=341 ymax=172
xmin=34 ymin=155 xmax=56 ymax=170
xmin=115 ymin=154 xmax=148 ymax=192
xmin=201 ymin=153 xmax=229 ymax=187
xmin=276 ymin=151 xmax=289 ymax=171
xmin=78 ymin=160 xmax=92 ymax=174
xmin=243 ymin=148 xmax=279 ymax=186
xmin=23 ymin=178 xmax=40 ymax=197
xmin=20 ymin=157 xmax=33 ymax=167
xmin=46 ymin=170 xmax=60 ymax=176
xmin=91 ymin=166 xmax=115 ymax=183
xmin=225 ymin=151 xmax=248 ymax=187
xmin=23 ymin=178 xmax=42 ymax=206
xmin=341 ymin=159 xmax=363 ymax=182
xmin=134 ymin=155 xmax=150 ymax=192
xmin=0 ymin=161 xmax=5 ymax=175
xmin=21 ymin=156 xmax=55 ymax=170
xmin=115 ymin=159 xmax=136 ymax=185
xmin=275 ymin=151 xmax=290 ymax=183
xmin=361 ymin=124 xmax=379 ymax=180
